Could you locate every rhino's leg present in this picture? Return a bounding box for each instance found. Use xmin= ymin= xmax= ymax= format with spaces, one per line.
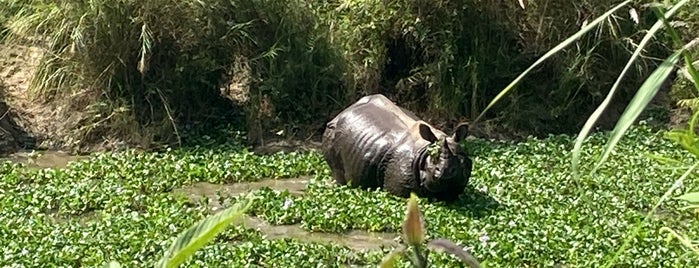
xmin=321 ymin=120 xmax=347 ymax=185
xmin=342 ymin=150 xmax=381 ymax=189
xmin=382 ymin=152 xmax=419 ymax=198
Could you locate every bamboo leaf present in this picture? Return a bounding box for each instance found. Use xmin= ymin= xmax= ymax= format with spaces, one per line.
xmin=155 ymin=195 xmax=255 ymax=268
xmin=474 ymin=0 xmax=632 ymax=123
xmin=676 ymin=192 xmax=699 ymax=204
xmin=571 ymin=0 xmax=688 ymax=179
xmin=592 ymin=49 xmax=684 ymax=174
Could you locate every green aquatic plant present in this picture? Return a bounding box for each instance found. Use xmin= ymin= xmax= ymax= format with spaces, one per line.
xmin=103 ymin=193 xmax=256 ymax=268
xmin=379 ymin=193 xmax=481 ymax=268
xmin=473 ymin=0 xmax=699 ymax=266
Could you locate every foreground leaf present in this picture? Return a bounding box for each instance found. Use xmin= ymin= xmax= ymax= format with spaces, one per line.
xmin=571 ymin=0 xmax=689 ymax=178
xmin=676 ymin=192 xmax=699 ymax=204
xmin=378 ymin=246 xmax=405 ymax=268
xmin=155 ymin=195 xmax=255 ymax=268
xmin=102 ymin=261 xmax=122 ymax=268
xmin=592 ymin=49 xmax=684 ymax=174
xmin=427 ymin=238 xmax=481 ymax=268
xmin=474 ymin=0 xmax=632 ymax=123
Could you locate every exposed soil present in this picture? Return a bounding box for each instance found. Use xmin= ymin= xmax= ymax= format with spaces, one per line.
xmin=0 ymin=43 xmax=91 ymax=155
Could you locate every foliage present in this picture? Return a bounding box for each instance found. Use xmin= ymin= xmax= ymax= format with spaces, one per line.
xmin=0 ymin=124 xmax=698 ymax=266
xmin=379 ymin=193 xmax=481 ymax=268
xmin=476 ymin=0 xmax=699 ymax=266
xmin=323 ymin=0 xmax=663 ymax=135
xmin=1 ymin=0 xmax=346 ymax=148
xmin=0 ymin=0 xmax=683 ymax=151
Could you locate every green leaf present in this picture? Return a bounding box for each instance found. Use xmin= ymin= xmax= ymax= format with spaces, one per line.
xmin=102 ymin=261 xmax=122 ymax=268
xmin=379 ymin=246 xmax=405 ymax=268
xmin=427 ymin=238 xmax=481 ymax=268
xmin=474 ymin=0 xmax=632 ymax=123
xmin=675 ymin=192 xmax=699 ymax=204
xmin=571 ymin=0 xmax=689 ymax=178
xmin=155 ymin=194 xmax=256 ymax=268
xmin=592 ymin=48 xmax=685 ymax=174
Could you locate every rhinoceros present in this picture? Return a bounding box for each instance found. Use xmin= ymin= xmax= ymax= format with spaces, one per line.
xmin=321 ymin=94 xmax=473 ymax=201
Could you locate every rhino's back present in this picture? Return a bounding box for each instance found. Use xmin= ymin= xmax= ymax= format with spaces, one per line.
xmin=322 ymin=97 xmax=412 ymax=187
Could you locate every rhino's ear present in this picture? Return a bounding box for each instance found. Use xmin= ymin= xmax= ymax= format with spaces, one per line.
xmin=418 ymin=123 xmax=438 ymax=143
xmin=452 ymin=123 xmax=469 ymax=142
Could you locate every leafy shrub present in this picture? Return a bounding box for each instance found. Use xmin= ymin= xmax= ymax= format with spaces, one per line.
xmin=322 ymin=0 xmax=667 ymax=135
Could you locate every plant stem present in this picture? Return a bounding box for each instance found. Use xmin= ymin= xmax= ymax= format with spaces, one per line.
xmin=412 ymin=245 xmax=428 ymax=268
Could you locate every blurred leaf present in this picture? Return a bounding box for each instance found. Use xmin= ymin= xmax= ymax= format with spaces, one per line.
xmin=676 ymin=192 xmax=699 ymax=204
xmin=102 ymin=261 xmax=122 ymax=268
xmin=427 ymin=238 xmax=481 ymax=268
xmin=379 ymin=246 xmax=405 ymax=268
xmin=155 ymin=195 xmax=255 ymax=268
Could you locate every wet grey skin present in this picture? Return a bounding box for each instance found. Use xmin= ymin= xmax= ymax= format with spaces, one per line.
xmin=321 ymin=94 xmax=472 ymax=201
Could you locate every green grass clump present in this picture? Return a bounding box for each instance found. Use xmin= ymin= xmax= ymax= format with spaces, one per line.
xmin=1 ymin=123 xmax=698 ymax=267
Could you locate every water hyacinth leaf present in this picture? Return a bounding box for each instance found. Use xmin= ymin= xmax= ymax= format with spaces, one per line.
xmin=603 ymin=162 xmax=699 ymax=267
xmin=379 ymin=246 xmax=405 ymax=268
xmin=592 ymin=49 xmax=684 ymax=174
xmin=155 ymin=195 xmax=255 ymax=268
xmin=102 ymin=261 xmax=122 ymax=268
xmin=427 ymin=238 xmax=481 ymax=268
xmin=572 ymin=0 xmax=688 ymax=178
xmin=474 ymin=0 xmax=632 ymax=123
xmin=675 ymin=192 xmax=699 ymax=204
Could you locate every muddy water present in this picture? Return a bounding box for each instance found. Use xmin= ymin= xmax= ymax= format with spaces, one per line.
xmin=1 ymin=150 xmax=400 ymax=251
xmin=1 ymin=150 xmax=85 ymax=169
xmin=174 ymin=177 xmax=399 ymax=251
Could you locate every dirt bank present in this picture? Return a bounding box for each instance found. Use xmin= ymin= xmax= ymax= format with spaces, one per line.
xmin=0 ymin=43 xmax=109 ymax=155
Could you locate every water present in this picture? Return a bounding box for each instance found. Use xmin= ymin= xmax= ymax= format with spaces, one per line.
xmin=1 ymin=150 xmax=85 ymax=169
xmin=174 ymin=177 xmax=399 ymax=251
xmin=2 ymin=150 xmax=400 ymax=251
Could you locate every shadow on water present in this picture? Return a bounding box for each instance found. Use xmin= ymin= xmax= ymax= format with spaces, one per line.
xmin=432 ymin=186 xmax=502 ymax=219
xmin=173 ymin=177 xmax=399 ymax=251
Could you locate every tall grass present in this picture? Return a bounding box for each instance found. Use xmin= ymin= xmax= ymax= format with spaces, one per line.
xmin=1 ymin=0 xmax=347 ymax=148
xmin=322 ymin=0 xmax=663 ymax=135
xmin=0 ymin=0 xmax=690 ymax=148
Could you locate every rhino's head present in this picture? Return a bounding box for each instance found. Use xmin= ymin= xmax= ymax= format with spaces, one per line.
xmin=416 ymin=123 xmax=472 ymax=193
